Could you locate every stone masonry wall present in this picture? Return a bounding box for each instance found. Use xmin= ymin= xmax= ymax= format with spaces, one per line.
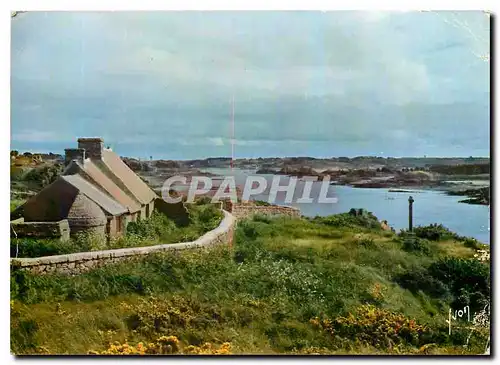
xmin=11 ymin=219 xmax=70 ymax=241
xmin=231 ymin=204 xmax=300 ymax=220
xmin=10 ymin=210 xmax=235 ymax=276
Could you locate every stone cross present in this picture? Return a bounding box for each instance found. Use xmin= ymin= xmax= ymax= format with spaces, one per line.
xmin=408 ymin=196 xmax=414 ymax=231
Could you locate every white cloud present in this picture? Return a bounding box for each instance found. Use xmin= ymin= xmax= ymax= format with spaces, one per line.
xmin=208 ymin=137 xmax=225 ymax=146
xmin=10 ymin=11 xmax=490 ymax=158
xmin=12 ymin=130 xmax=63 ymax=142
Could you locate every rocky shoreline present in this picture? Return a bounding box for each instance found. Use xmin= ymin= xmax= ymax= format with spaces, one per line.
xmin=123 ymin=157 xmax=490 ymax=206
xmin=446 ymin=187 xmax=490 ymax=205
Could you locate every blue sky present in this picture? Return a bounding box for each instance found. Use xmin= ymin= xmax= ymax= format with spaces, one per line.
xmin=11 ymin=11 xmax=490 ymax=159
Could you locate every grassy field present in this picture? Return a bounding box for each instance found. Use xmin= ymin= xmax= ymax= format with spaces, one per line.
xmin=10 ymin=213 xmax=490 ymax=355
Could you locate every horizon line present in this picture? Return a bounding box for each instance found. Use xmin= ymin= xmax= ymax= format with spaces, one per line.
xmin=12 ymin=149 xmax=490 ymax=162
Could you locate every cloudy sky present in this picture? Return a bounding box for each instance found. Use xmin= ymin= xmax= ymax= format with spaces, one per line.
xmin=11 ymin=11 xmax=490 ymax=159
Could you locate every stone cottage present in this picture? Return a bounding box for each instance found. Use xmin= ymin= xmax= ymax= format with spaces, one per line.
xmin=20 ymin=174 xmax=128 ymax=240
xmin=11 ymin=137 xmax=157 ymax=240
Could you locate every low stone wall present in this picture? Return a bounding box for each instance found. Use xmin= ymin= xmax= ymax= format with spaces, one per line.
xmin=11 ymin=219 xmax=70 ymax=241
xmin=11 ymin=210 xmax=236 ymax=276
xmin=231 ymin=204 xmax=300 ymax=220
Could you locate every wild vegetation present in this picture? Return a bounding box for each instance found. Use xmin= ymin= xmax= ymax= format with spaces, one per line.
xmin=428 ymin=163 xmax=490 ymax=175
xmin=11 ymin=159 xmax=63 ymax=197
xmin=11 ymin=213 xmax=490 ymax=355
xmin=447 ymin=187 xmax=490 ymax=205
xmin=10 ymin=203 xmax=223 ymax=258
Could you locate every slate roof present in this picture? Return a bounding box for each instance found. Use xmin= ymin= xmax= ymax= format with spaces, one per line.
xmin=101 ymin=149 xmax=157 ymax=205
xmin=22 ymin=177 xmax=113 ymax=224
xmin=61 ymin=174 xmax=127 ymax=216
xmin=71 ymin=159 xmax=143 ymax=213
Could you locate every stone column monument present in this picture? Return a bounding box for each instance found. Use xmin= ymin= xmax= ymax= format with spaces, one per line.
xmin=408 ymin=196 xmax=414 ymax=231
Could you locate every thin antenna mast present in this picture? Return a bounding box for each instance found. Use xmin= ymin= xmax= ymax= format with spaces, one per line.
xmin=230 ymin=96 xmax=235 ymax=170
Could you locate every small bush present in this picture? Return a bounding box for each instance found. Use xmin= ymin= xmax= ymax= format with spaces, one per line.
xmin=401 ymin=224 xmax=459 ymax=242
xmin=428 ymin=258 xmax=490 ymax=312
xmin=186 ymin=203 xmax=224 ymax=233
xmin=72 ymin=232 xmax=107 ymax=251
xmin=252 ymin=214 xmax=272 ymax=224
xmin=193 ymin=196 xmax=213 ymax=205
xmin=353 ymin=234 xmax=376 ymax=248
xmin=10 ymin=238 xmax=83 ymax=258
xmin=126 ymin=212 xmax=178 ymax=239
xmin=395 ymin=257 xmax=490 ymax=314
xmin=314 ymin=211 xmax=381 ymax=230
xmin=463 ymin=238 xmax=480 ymax=250
xmin=23 ymin=164 xmax=63 ymax=188
xmin=10 ymin=199 xmax=25 ymax=212
xmin=254 ymin=200 xmax=271 ymax=206
xmin=402 ymin=236 xmax=431 ymax=255
xmin=395 ymin=268 xmax=451 ymax=300
xmin=311 ymin=305 xmax=431 ymax=348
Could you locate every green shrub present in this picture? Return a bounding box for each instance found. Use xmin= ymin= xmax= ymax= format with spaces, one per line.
xmin=401 ymin=224 xmax=459 ymax=241
xmin=10 ymin=199 xmax=25 ymax=212
xmin=396 ymin=257 xmax=490 ymax=314
xmin=187 ymin=203 xmax=223 ymax=232
xmin=193 ymin=196 xmax=213 ymax=205
xmin=402 ymin=236 xmax=431 ymax=255
xmin=395 ymin=268 xmax=451 ymax=300
xmin=236 ymin=220 xmax=273 ymax=241
xmin=72 ymin=232 xmax=107 ymax=251
xmin=126 ymin=205 xmax=222 ymax=243
xmin=252 ymin=214 xmax=272 ymax=224
xmin=23 ymin=164 xmax=63 ymax=188
xmin=253 ymin=200 xmax=271 ymax=206
xmin=463 ymin=238 xmax=480 ymax=250
xmin=126 ymin=212 xmax=177 ymax=239
xmin=428 ymin=258 xmax=490 ymax=312
xmin=10 ymin=238 xmax=83 ymax=258
xmin=313 ymin=211 xmax=381 ymax=230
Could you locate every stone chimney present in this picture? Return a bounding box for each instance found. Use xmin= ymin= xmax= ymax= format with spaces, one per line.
xmin=77 ymin=137 xmax=104 ymax=160
xmin=64 ymin=148 xmax=86 ymax=166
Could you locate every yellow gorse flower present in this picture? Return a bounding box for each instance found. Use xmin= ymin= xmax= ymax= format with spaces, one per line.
xmin=89 ymin=335 xmax=232 ymax=355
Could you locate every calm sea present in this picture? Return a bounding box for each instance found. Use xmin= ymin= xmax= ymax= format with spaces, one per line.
xmin=203 ymin=168 xmax=490 ymax=244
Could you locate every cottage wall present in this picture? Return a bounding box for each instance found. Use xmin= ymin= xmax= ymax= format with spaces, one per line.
xmin=146 ymin=200 xmax=155 ymax=218
xmin=139 ymin=206 xmax=147 ymax=221
xmin=106 ymin=216 xmax=120 ymax=237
